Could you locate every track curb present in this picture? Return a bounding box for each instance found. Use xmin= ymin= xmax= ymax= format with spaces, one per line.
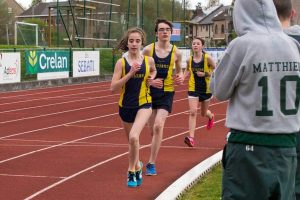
xmin=155 ymin=150 xmax=223 ymax=200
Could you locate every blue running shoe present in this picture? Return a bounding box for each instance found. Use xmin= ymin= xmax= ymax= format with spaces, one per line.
xmin=127 ymin=171 xmax=137 ymax=187
xmin=136 ymin=162 xmax=143 ymax=186
xmin=145 ymin=163 xmax=157 ymax=176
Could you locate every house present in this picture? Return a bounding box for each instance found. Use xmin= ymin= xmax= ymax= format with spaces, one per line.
xmin=188 ymin=4 xmax=234 ymax=46
xmin=212 ymin=6 xmax=233 ymax=45
xmin=2 ymin=0 xmax=24 ymax=44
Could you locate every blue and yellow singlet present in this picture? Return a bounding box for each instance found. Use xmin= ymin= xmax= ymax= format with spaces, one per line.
xmin=150 ymin=43 xmax=176 ymax=95
xmin=118 ymin=56 xmax=151 ymax=108
xmin=188 ymin=53 xmax=212 ymax=94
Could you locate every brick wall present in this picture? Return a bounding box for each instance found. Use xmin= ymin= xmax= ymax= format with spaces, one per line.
xmin=292 ymin=0 xmax=300 ymax=25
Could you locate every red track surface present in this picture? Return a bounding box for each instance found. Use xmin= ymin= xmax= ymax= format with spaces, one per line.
xmin=0 ymin=81 xmax=228 ymax=200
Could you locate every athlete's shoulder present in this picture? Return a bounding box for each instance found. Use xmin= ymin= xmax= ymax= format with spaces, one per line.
xmin=143 ymin=44 xmax=154 ymax=56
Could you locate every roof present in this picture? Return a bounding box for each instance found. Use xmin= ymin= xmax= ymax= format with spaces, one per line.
xmin=189 ymin=5 xmax=221 ymax=24
xmin=199 ymin=5 xmax=227 ymax=25
xmin=8 ymin=0 xmax=25 ymax=11
xmin=190 ymin=14 xmax=206 ymax=24
xmin=213 ymin=6 xmax=231 ymax=21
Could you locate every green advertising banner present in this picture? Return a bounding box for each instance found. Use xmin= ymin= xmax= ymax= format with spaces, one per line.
xmin=25 ymin=51 xmax=70 ymax=74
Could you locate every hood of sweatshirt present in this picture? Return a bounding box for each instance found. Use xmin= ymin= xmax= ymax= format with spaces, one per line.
xmin=233 ymin=0 xmax=282 ymax=36
xmin=284 ymin=25 xmax=300 ymax=41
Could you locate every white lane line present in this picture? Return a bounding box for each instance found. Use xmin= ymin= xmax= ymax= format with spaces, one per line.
xmin=0 ymin=144 xmax=129 ymax=148
xmin=0 ymin=101 xmax=117 ymax=124
xmin=0 ymin=96 xmax=188 ymax=124
xmin=24 ymin=118 xmax=226 ymax=200
xmin=1 ymin=86 xmax=187 ymax=112
xmin=1 ymin=89 xmax=112 ymax=106
xmin=0 ymin=82 xmax=110 ymax=99
xmin=0 ymin=109 xmax=191 ymax=161
xmin=0 ymin=112 xmax=118 ymax=140
xmin=0 ymin=91 xmax=191 ymax=124
xmin=0 ymin=128 xmax=123 ymax=164
xmin=1 ymin=93 xmax=119 ymax=114
xmin=0 ymin=100 xmax=225 ymax=140
xmin=0 ymin=173 xmax=66 ymax=179
xmin=0 ymin=101 xmax=224 ymax=163
xmin=0 ymin=138 xmax=120 ymax=145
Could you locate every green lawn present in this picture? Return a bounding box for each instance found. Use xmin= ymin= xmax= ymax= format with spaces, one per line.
xmin=178 ymin=164 xmax=222 ymax=200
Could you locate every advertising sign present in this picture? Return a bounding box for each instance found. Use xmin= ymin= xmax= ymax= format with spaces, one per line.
xmin=25 ymin=50 xmax=70 ymax=74
xmin=0 ymin=52 xmax=21 ymax=84
xmin=73 ymin=51 xmax=100 ymax=77
xmin=171 ymin=23 xmax=181 ymax=42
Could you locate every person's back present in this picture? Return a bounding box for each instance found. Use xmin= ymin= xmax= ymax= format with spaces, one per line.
xmin=274 ymin=0 xmax=300 ymax=199
xmin=274 ymin=0 xmax=300 ymax=42
xmin=212 ymin=0 xmax=300 ymax=133
xmin=210 ymin=0 xmax=300 ymax=199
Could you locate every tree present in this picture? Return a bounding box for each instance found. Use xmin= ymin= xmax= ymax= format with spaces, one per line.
xmin=31 ymin=0 xmax=42 ymax=6
xmin=0 ymin=0 xmax=11 ymax=44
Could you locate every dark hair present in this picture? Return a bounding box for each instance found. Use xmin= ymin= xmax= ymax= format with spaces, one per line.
xmin=273 ymin=0 xmax=292 ymax=20
xmin=115 ymin=27 xmax=146 ymax=52
xmin=193 ymin=37 xmax=205 ymax=45
xmin=154 ymin=18 xmax=173 ymax=33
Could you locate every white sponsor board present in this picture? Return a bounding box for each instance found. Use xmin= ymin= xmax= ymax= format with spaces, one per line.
xmin=0 ymin=52 xmax=21 ymax=84
xmin=37 ymin=72 xmax=69 ymax=80
xmin=179 ymin=48 xmax=191 ymax=69
xmin=204 ymin=48 xmax=226 ymax=65
xmin=179 ymin=48 xmax=226 ymax=68
xmin=73 ymin=51 xmax=100 ymax=77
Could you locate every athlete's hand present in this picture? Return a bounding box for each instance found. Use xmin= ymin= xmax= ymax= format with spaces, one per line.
xmin=174 ymin=74 xmax=184 ymax=85
xmin=147 ymin=76 xmax=154 ymax=87
xmin=129 ymin=62 xmax=141 ymax=76
xmin=196 ymin=71 xmax=205 ymax=77
xmin=150 ymin=78 xmax=163 ymax=88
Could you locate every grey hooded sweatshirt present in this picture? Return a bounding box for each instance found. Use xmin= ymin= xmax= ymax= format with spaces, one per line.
xmin=284 ymin=25 xmax=300 ymax=42
xmin=210 ymin=0 xmax=300 ymax=137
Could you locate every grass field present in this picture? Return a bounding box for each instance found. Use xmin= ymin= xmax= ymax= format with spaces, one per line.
xmin=178 ymin=164 xmax=222 ymax=200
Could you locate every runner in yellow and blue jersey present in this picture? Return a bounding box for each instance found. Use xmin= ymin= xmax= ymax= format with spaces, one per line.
xmin=143 ymin=18 xmax=184 ymax=176
xmin=183 ymin=37 xmax=216 ymax=147
xmin=111 ymin=27 xmax=156 ymax=188
xmin=118 ymin=57 xmax=152 ymax=110
xmin=148 ymin=42 xmax=177 ymax=112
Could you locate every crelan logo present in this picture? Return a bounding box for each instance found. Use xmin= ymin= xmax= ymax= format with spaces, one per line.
xmin=28 ymin=51 xmax=38 ymax=74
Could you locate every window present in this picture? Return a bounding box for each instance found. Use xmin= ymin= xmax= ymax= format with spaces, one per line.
xmin=221 ymin=24 xmax=225 ymax=33
xmin=215 ymin=25 xmax=218 ymax=34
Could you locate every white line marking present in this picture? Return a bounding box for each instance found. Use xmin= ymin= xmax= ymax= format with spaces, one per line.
xmin=1 ymin=94 xmax=119 ymax=114
xmin=0 ymin=82 xmax=110 ymax=99
xmin=0 ymin=173 xmax=66 ymax=179
xmin=1 ymin=89 xmax=112 ymax=106
xmin=0 ymin=128 xmax=123 ymax=164
xmin=24 ymin=118 xmax=226 ymax=200
xmin=0 ymin=101 xmax=117 ymax=124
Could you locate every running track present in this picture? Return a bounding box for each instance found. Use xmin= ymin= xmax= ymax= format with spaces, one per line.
xmin=0 ymin=81 xmax=228 ymax=200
